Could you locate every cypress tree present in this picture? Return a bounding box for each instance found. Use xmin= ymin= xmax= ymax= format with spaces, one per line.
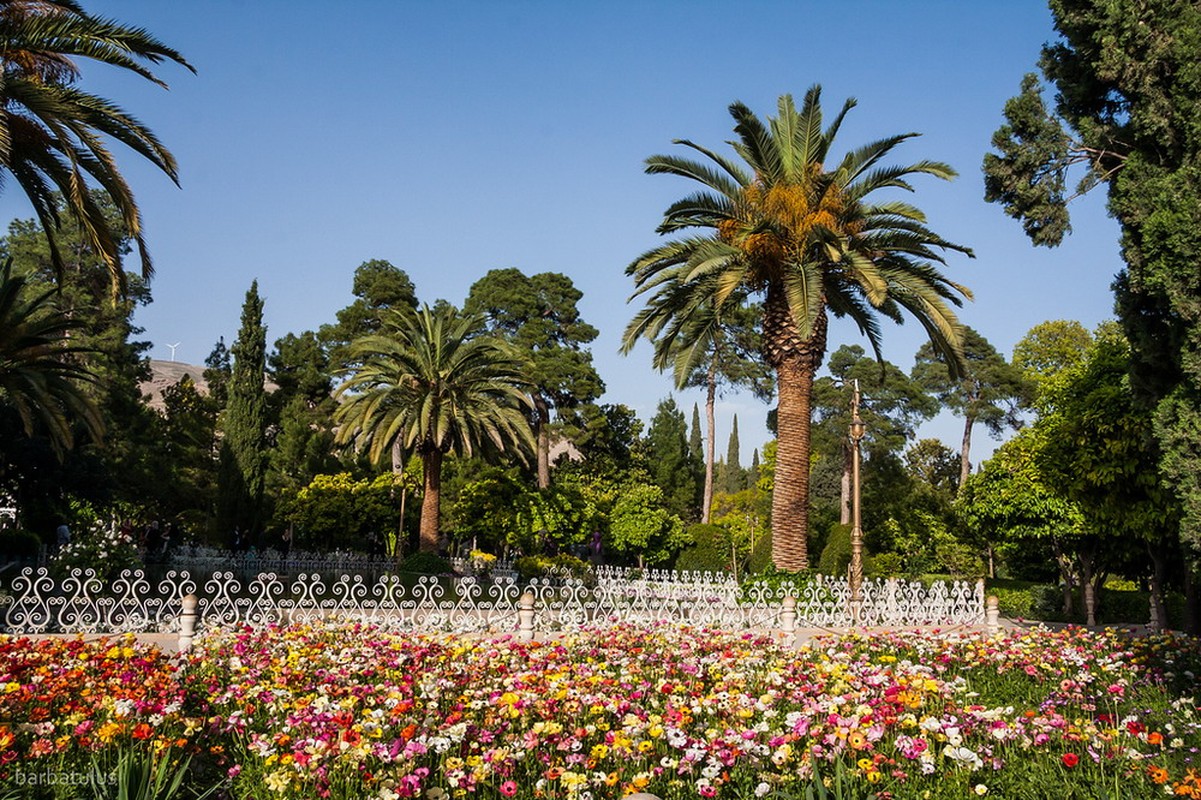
xmin=216 ymin=281 xmax=268 ymax=543
xmin=689 ymin=403 xmax=703 ymax=465
xmin=724 ymin=415 xmax=742 ymax=494
xmin=749 ymin=448 xmax=760 ymax=490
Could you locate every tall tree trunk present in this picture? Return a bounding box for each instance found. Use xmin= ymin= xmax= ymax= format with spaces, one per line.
xmin=1148 ymin=542 xmax=1166 ymax=631
xmin=419 ymin=449 xmax=443 ymax=554
xmin=702 ymin=364 xmax=716 ymax=524
xmin=763 ymin=287 xmax=827 ymax=572
xmin=958 ymin=413 xmax=975 ymax=491
xmin=392 ymin=441 xmax=407 ymax=562
xmin=1078 ymin=545 xmax=1097 ymax=627
xmin=534 ymin=393 xmax=551 ymax=490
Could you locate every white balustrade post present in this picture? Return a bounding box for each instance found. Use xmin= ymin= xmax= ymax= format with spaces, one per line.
xmin=518 ymin=591 xmax=535 ymax=641
xmin=780 ymin=595 xmax=797 ymax=636
xmin=178 ymin=593 xmax=199 ymax=652
xmin=985 ymin=595 xmax=1000 ymax=636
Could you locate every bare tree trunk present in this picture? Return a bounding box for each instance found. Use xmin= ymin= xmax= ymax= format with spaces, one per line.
xmin=1148 ymin=542 xmax=1166 ymax=631
xmin=1052 ymin=540 xmax=1074 ymax=617
xmin=534 ymin=394 xmax=551 ymax=490
xmin=1079 ymin=547 xmax=1097 ymax=627
xmin=958 ymin=414 xmax=974 ymax=491
xmin=419 ymin=449 xmax=443 ymax=554
xmin=702 ymin=364 xmax=716 ymax=524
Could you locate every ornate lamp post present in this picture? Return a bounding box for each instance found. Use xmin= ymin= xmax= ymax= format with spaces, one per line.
xmin=849 ymin=379 xmax=866 ymax=623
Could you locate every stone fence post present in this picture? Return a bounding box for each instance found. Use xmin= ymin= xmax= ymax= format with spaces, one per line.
xmin=985 ymin=595 xmax=1000 ymax=635
xmin=178 ymin=593 xmax=198 ymax=652
xmin=517 ymin=591 xmax=535 ymax=641
xmin=780 ymin=596 xmax=797 ymax=637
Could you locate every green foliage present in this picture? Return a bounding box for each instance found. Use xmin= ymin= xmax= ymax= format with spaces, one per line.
xmin=87 ymin=747 xmax=218 ymax=800
xmin=643 ymin=397 xmax=700 ymax=521
xmin=319 ymin=259 xmax=418 ymax=367
xmin=673 ymin=523 xmax=732 ymax=573
xmin=514 ymin=553 xmax=590 ymax=580
xmin=217 ymin=282 xmax=269 ymax=539
xmin=817 ymin=524 xmax=853 ymax=577
xmin=0 ymin=528 xmax=41 ymax=558
xmin=399 ymin=551 xmax=452 ymax=575
xmin=985 ymin=1 xmax=1201 ymax=550
xmin=0 ymin=0 xmax=192 ymax=295
xmin=607 ymin=482 xmax=686 ymax=567
xmin=465 ymin=268 xmax=603 ymax=486
xmin=51 ymin=518 xmax=140 ymax=582
xmin=279 ymin=472 xmax=400 ymax=552
xmin=912 ymin=327 xmax=1032 ymax=484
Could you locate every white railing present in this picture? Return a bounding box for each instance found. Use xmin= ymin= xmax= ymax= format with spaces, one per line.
xmin=0 ymin=566 xmax=985 ymax=637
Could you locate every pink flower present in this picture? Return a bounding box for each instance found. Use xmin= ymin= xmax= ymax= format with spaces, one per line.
xmin=499 ymin=780 xmax=517 ymax=796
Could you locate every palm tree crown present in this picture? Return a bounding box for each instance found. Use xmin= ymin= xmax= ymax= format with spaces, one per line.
xmin=627 ymin=87 xmax=973 ymax=570
xmin=0 ymin=0 xmax=193 ymax=296
xmin=335 ymin=304 xmax=534 ymax=553
xmin=0 ymin=258 xmax=102 ymax=456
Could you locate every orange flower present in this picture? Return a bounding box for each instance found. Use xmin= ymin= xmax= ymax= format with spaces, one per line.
xmin=1149 ymin=731 xmax=1164 ymax=746
xmin=132 ymin=723 xmax=153 ymax=740
xmin=1149 ymin=766 xmax=1170 ymax=785
xmin=848 ymin=730 xmax=868 ymax=750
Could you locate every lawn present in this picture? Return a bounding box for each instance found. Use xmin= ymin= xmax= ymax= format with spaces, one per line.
xmin=2 ymin=624 xmax=1200 ymax=799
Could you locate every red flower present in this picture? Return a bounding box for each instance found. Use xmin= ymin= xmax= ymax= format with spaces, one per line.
xmin=1062 ymin=752 xmax=1079 ymax=768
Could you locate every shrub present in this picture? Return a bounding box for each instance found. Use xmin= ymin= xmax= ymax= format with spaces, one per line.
xmin=399 ymin=552 xmax=452 ymax=576
xmin=0 ymin=528 xmax=41 ymax=559
xmin=747 ymin=530 xmax=773 ymax=574
xmin=673 ymin=524 xmax=732 ymax=574
xmin=817 ymin=524 xmax=852 ymax=577
xmin=865 ymin=551 xmax=904 ymax=578
xmin=516 ymin=553 xmax=590 ymax=581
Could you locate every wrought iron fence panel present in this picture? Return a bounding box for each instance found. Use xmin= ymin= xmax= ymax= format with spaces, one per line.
xmin=1 ymin=564 xmax=984 ymax=636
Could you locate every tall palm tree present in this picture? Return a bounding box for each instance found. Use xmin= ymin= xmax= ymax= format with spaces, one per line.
xmin=623 ymin=271 xmax=769 ymax=523
xmin=335 ymin=305 xmax=535 ymax=554
xmin=0 ymin=0 xmax=193 ymax=296
xmin=0 ymin=258 xmax=101 ymax=456
xmin=627 ymin=88 xmax=972 ymax=571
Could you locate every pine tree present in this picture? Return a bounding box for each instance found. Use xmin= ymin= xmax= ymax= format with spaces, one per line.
xmin=724 ymin=415 xmax=742 ymax=495
xmin=216 ymin=282 xmax=268 ymax=543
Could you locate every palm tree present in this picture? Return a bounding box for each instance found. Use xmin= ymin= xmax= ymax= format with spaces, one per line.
xmin=623 ymin=271 xmax=770 ymax=523
xmin=0 ymin=0 xmax=193 ymax=296
xmin=627 ymin=88 xmax=972 ymax=571
xmin=0 ymin=258 xmax=102 ymax=455
xmin=335 ymin=304 xmax=535 ymax=554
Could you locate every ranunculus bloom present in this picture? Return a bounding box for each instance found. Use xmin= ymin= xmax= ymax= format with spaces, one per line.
xmin=1062 ymin=752 xmax=1079 ymax=768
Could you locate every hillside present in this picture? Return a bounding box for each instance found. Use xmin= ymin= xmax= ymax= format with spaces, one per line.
xmin=139 ymin=360 xmax=210 ymax=411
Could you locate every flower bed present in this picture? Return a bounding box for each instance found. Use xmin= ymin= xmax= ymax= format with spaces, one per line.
xmin=2 ymin=625 xmax=1200 ymax=798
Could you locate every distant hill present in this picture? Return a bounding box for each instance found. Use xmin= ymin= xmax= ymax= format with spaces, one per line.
xmin=140 ymin=360 xmax=210 ymax=411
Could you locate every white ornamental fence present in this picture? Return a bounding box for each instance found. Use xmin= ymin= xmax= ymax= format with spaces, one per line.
xmin=0 ymin=566 xmax=986 ymax=638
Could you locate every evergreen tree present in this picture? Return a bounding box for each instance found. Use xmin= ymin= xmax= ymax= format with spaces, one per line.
xmin=203 ymin=337 xmax=231 ymax=409
xmin=689 ymin=404 xmax=703 ymax=466
xmin=724 ymin=415 xmax=742 ymax=495
xmin=216 ymin=282 xmax=268 ymax=542
xmin=465 ymin=269 xmax=603 ymax=488
xmin=983 ymin=0 xmax=1201 ymax=551
xmin=644 ymin=397 xmax=699 ymax=522
xmin=749 ymin=449 xmax=760 ymax=491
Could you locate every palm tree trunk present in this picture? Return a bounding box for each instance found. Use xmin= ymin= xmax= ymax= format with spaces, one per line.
xmin=534 ymin=394 xmax=551 ymax=490
xmin=702 ymin=363 xmax=716 ymax=524
xmin=763 ymin=288 xmax=827 ymax=572
xmin=419 ymin=448 xmax=443 ymax=553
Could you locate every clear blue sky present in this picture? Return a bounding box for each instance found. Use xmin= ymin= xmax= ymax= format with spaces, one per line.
xmin=1 ymin=1 xmax=1122 ymax=464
